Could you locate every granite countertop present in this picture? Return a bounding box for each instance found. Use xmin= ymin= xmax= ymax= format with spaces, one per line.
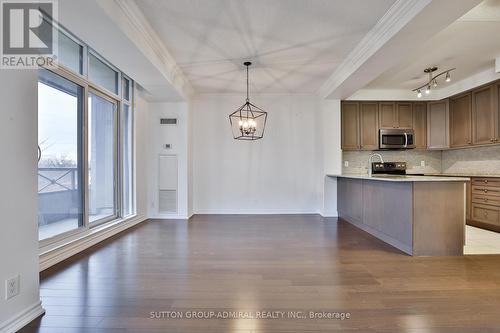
xmin=407 ymin=172 xmax=500 ymax=178
xmin=327 ymin=174 xmax=470 ymax=182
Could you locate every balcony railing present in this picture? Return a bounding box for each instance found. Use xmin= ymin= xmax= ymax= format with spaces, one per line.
xmin=38 ymin=167 xmax=78 ymax=193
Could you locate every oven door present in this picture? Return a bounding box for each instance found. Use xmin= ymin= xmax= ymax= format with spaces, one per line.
xmin=379 ymin=129 xmax=415 ymax=149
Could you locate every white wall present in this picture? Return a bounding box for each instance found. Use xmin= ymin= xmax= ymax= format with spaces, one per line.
xmin=191 ymin=94 xmax=323 ymax=214
xmin=147 ymin=102 xmax=190 ymax=218
xmin=319 ymin=99 xmax=342 ymax=217
xmin=134 ymin=87 xmax=150 ymax=218
xmin=0 ymin=71 xmax=44 ymax=331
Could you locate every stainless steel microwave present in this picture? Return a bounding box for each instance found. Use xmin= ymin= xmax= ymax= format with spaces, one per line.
xmin=379 ymin=128 xmax=415 ymax=149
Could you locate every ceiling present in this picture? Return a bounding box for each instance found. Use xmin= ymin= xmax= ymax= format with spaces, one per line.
xmin=135 ymin=0 xmax=396 ymax=94
xmin=366 ymin=0 xmax=500 ymax=91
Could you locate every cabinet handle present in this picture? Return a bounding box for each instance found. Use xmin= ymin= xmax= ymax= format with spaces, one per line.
xmin=484 ymin=180 xmax=488 ymax=184
xmin=484 ymin=189 xmax=488 ymax=193
xmin=484 ymin=198 xmax=489 ymax=202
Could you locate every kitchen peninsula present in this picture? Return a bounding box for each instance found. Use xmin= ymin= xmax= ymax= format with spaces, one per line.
xmin=330 ymin=174 xmax=469 ymax=256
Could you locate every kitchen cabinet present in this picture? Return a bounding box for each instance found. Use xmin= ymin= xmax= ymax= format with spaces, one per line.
xmin=359 ymin=102 xmax=379 ymax=150
xmin=396 ymin=102 xmax=413 ymax=128
xmin=378 ymin=102 xmax=412 ymax=129
xmin=472 ymin=85 xmax=496 ymax=145
xmin=412 ymin=102 xmax=427 ymax=149
xmin=341 ymin=102 xmax=359 ymax=150
xmin=427 ymin=100 xmax=449 ymax=150
xmin=379 ymin=102 xmax=396 ymax=128
xmin=468 ymin=177 xmax=500 ymax=232
xmin=449 ymin=93 xmax=472 ymax=148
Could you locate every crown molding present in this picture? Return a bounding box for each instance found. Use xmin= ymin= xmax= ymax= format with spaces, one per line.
xmin=318 ymin=0 xmax=432 ymax=99
xmin=97 ymin=0 xmax=194 ymax=99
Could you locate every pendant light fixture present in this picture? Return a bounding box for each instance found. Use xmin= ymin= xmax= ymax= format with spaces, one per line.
xmin=229 ymin=62 xmax=267 ymax=140
xmin=413 ymin=67 xmax=455 ymax=98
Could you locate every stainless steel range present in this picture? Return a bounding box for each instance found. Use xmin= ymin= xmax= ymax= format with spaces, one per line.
xmin=371 ymin=161 xmax=407 ymax=175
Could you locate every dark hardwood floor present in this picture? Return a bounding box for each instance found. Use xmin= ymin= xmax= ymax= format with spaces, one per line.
xmin=21 ymin=215 xmax=500 ymax=333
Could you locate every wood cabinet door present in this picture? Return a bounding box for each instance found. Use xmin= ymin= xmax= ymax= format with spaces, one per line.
xmin=449 ymin=93 xmax=472 ymax=148
xmin=341 ymin=102 xmax=359 ymax=150
xmin=359 ymin=102 xmax=379 ymax=150
xmin=472 ymin=85 xmax=495 ymax=145
xmin=496 ymin=84 xmax=500 ymax=142
xmin=413 ymin=102 xmax=427 ymax=149
xmin=396 ymin=102 xmax=413 ymax=128
xmin=427 ymin=100 xmax=449 ymax=149
xmin=379 ymin=102 xmax=396 ymax=128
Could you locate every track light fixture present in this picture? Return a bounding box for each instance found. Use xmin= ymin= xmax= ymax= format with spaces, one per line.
xmin=413 ymin=67 xmax=455 ymax=98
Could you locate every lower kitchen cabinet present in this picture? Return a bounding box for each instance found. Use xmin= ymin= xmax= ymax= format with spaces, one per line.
xmin=467 ymin=177 xmax=500 ymax=232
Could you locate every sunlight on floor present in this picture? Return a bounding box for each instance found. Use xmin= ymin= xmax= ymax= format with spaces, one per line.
xmin=465 ymin=225 xmax=500 ymax=255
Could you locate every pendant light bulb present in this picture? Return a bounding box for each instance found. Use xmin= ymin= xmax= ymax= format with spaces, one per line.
xmin=425 ymin=85 xmax=431 ymax=94
xmin=445 ymin=72 xmax=451 ymax=82
xmin=417 ymin=90 xmax=422 ymax=98
xmin=432 ymin=79 xmax=438 ymax=88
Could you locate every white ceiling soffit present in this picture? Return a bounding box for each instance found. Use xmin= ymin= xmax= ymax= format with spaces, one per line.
xmin=58 ymin=0 xmax=192 ymax=102
xmin=134 ymin=0 xmax=397 ymax=95
xmin=361 ymin=0 xmax=500 ymax=99
xmin=319 ymin=0 xmax=483 ymax=100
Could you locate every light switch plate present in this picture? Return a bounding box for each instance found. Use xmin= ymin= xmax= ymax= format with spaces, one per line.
xmin=344 ymin=161 xmax=349 ymax=167
xmin=420 ymin=160 xmax=426 ymax=167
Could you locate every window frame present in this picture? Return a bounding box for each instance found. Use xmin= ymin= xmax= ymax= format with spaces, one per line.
xmin=38 ymin=28 xmax=136 ymax=247
xmin=87 ymin=87 xmax=121 ymax=227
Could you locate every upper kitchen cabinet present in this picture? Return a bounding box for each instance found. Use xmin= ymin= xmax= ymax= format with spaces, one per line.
xmin=427 ymin=99 xmax=449 ymax=150
xmin=359 ymin=102 xmax=379 ymax=150
xmin=341 ymin=102 xmax=360 ymax=150
xmin=413 ymin=102 xmax=427 ymax=149
xmin=497 ymin=83 xmax=500 ymax=141
xmin=379 ymin=102 xmax=396 ymax=128
xmin=472 ymin=84 xmax=497 ymax=145
xmin=378 ymin=102 xmax=413 ymax=129
xmin=396 ymin=102 xmax=413 ymax=128
xmin=449 ymin=93 xmax=472 ymax=148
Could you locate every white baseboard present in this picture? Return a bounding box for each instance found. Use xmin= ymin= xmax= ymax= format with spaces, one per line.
xmin=319 ymin=211 xmax=339 ymax=218
xmin=148 ymin=214 xmax=190 ymax=219
xmin=40 ymin=215 xmax=147 ymax=271
xmin=0 ymin=301 xmax=44 ymax=333
xmin=192 ymin=210 xmax=320 ymax=215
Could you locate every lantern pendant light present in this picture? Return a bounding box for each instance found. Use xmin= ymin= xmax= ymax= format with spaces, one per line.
xmin=229 ymin=62 xmax=268 ymax=140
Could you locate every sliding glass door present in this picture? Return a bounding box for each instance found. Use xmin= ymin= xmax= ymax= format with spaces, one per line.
xmin=38 ymin=69 xmax=84 ymax=240
xmin=88 ymin=91 xmax=118 ymax=225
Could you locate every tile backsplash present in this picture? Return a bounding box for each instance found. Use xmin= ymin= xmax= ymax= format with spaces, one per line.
xmin=442 ymin=145 xmax=500 ymax=175
xmin=342 ymin=145 xmax=500 ymax=175
xmin=342 ymin=150 xmax=442 ymax=175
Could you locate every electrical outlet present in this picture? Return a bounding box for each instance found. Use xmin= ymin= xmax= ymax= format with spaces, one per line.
xmin=420 ymin=160 xmax=426 ymax=167
xmin=5 ymin=275 xmax=20 ymax=300
xmin=344 ymin=161 xmax=349 ymax=167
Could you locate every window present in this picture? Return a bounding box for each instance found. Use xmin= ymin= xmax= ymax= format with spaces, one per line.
xmin=38 ymin=69 xmax=84 ymax=240
xmin=88 ymin=91 xmax=118 ymax=224
xmin=122 ymin=76 xmax=134 ymax=216
xmin=89 ymin=53 xmax=119 ymax=94
xmin=38 ymin=27 xmax=135 ymax=242
xmin=57 ymin=31 xmax=83 ymax=74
